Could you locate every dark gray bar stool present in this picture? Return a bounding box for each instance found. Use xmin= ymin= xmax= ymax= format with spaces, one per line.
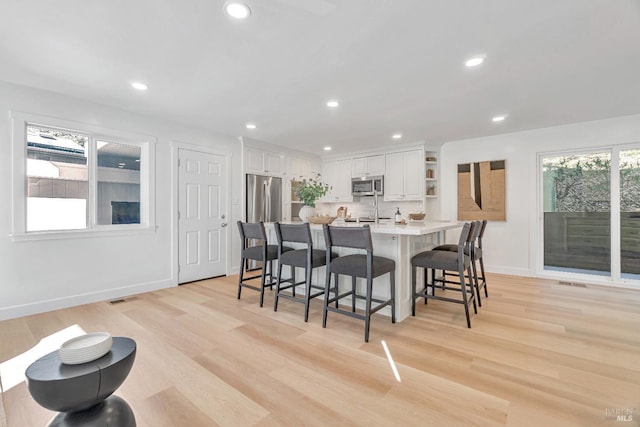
xmin=432 ymin=220 xmax=488 ymax=306
xmin=237 ymin=221 xmax=292 ymax=307
xmin=411 ymin=222 xmax=477 ymax=327
xmin=273 ymin=222 xmax=337 ymax=321
xmin=322 ymin=224 xmax=396 ymax=342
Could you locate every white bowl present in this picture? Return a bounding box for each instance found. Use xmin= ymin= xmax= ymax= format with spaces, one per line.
xmin=59 ymin=332 xmax=113 ymax=365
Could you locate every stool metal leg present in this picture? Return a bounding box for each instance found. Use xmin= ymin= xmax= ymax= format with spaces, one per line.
xmin=274 ymin=261 xmax=284 ymax=312
xmin=364 ymin=277 xmax=373 ymax=343
xmin=480 ymin=256 xmax=488 ymax=297
xmin=259 ymin=262 xmax=267 ymax=307
xmin=411 ymin=265 xmax=417 ymax=316
xmin=351 ymin=276 xmax=357 ymax=312
xmin=237 ymin=258 xmax=245 ymax=300
xmin=322 ymin=269 xmax=331 ymax=328
xmin=304 ymin=264 xmax=312 ymax=322
xmin=459 ymin=264 xmax=471 ymax=328
xmin=390 ymin=272 xmax=396 ymax=324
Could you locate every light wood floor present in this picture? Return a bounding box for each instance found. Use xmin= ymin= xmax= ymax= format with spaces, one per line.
xmin=1 ymin=273 xmax=639 ymax=426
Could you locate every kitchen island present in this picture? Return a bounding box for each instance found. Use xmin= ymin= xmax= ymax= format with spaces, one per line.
xmin=264 ymin=220 xmax=461 ymax=322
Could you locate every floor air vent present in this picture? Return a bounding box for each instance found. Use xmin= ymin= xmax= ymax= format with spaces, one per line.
xmin=557 ymin=281 xmax=587 ymax=287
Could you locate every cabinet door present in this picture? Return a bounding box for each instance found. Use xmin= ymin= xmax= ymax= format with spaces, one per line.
xmin=384 ymin=152 xmax=405 ymax=200
xmin=245 ymin=147 xmax=266 ymax=174
xmin=321 ymin=159 xmax=352 ymax=202
xmin=264 ymin=152 xmax=284 ymax=175
xmin=288 ymin=156 xmax=314 ymax=179
xmin=352 ymin=155 xmax=385 ymax=177
xmin=320 ymin=161 xmax=339 ymax=202
xmin=282 ymin=179 xmax=291 ymax=221
xmin=367 ymin=155 xmax=385 ymax=176
xmin=336 ymin=159 xmax=353 ymax=202
xmin=402 ymin=150 xmax=423 ymax=200
xmin=352 ymin=157 xmax=368 ymax=177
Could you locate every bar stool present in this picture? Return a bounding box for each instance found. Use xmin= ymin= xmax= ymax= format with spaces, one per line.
xmin=237 ymin=221 xmax=292 ymax=307
xmin=322 ymin=224 xmax=396 ymax=342
xmin=273 ymin=222 xmax=337 ymax=321
xmin=411 ymin=222 xmax=477 ymax=327
xmin=474 ymin=220 xmax=489 ymax=302
xmin=433 ymin=220 xmax=488 ymax=306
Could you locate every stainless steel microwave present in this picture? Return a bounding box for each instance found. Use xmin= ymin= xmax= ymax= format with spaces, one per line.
xmin=351 ymin=176 xmax=384 ymax=196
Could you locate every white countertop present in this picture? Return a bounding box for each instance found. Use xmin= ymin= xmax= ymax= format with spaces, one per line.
xmin=270 ymin=220 xmax=461 ymax=236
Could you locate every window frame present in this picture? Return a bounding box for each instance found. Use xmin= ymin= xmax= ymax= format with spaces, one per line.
xmin=536 ymin=143 xmax=640 ymax=286
xmin=10 ymin=111 xmax=157 ymax=241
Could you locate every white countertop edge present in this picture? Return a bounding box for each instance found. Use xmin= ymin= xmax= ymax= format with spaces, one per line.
xmin=267 ymin=221 xmax=462 ymax=236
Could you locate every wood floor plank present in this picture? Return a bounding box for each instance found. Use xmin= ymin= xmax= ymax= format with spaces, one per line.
xmin=1 ymin=273 xmax=639 ymax=426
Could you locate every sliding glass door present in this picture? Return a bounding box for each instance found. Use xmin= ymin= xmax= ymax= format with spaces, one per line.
xmin=541 ymin=147 xmax=640 ymax=283
xmin=620 ymin=149 xmax=640 ymax=280
xmin=542 ymin=152 xmax=611 ymax=276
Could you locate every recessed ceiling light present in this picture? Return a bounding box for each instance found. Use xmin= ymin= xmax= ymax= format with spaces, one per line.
xmin=324 ymin=146 xmax=332 ymax=151
xmin=135 ymin=159 xmax=141 ymax=162
xmin=465 ymin=56 xmax=485 ymax=68
xmin=326 ymin=100 xmax=339 ymax=108
xmin=131 ymin=81 xmax=148 ymax=91
xmin=392 ymin=133 xmax=402 ymax=140
xmin=245 ymin=123 xmax=256 ymax=129
xmin=225 ymin=2 xmax=251 ymax=19
xmin=492 ymin=115 xmax=507 ymax=122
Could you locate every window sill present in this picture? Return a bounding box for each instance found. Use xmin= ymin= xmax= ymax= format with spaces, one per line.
xmin=9 ymin=225 xmax=158 ymax=242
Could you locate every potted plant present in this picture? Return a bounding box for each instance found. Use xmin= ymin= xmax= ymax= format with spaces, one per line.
xmin=294 ymin=173 xmax=330 ymax=222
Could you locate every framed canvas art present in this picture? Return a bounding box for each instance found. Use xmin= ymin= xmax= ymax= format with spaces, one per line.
xmin=457 ymin=160 xmax=506 ymax=221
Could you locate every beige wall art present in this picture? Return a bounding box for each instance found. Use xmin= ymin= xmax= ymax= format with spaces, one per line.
xmin=457 ymin=160 xmax=506 ymax=221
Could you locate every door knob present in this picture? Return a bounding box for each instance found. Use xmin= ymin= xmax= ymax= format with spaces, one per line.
xmin=221 ymin=223 xmax=228 ymax=227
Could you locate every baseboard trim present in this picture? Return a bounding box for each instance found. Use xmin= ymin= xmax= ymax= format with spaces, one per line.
xmin=0 ymin=279 xmax=174 ymax=321
xmin=485 ymin=265 xmax=533 ymax=277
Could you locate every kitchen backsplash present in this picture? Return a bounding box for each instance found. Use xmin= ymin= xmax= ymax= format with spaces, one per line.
xmin=317 ymin=200 xmax=426 ymax=220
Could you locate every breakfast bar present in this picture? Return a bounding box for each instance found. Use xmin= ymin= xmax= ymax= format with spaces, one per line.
xmin=265 ymin=220 xmax=461 ymax=322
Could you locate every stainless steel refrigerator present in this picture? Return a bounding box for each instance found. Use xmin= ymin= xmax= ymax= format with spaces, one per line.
xmin=246 ymin=174 xmax=282 ymax=223
xmin=245 ymin=174 xmax=282 ymax=269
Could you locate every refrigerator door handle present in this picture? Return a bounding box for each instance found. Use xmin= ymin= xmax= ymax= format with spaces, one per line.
xmin=264 ymin=181 xmax=271 ymax=221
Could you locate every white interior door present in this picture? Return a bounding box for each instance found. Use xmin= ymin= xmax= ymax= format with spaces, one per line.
xmin=178 ymin=148 xmax=227 ymax=283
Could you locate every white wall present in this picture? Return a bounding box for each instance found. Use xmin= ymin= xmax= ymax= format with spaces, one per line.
xmin=0 ymin=81 xmax=242 ymax=320
xmin=440 ymin=113 xmax=640 ymax=281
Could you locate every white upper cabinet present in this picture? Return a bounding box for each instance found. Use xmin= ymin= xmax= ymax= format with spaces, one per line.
xmin=351 ymin=154 xmax=385 ymax=177
xmin=384 ymin=149 xmax=423 ymax=201
xmin=245 ymin=147 xmax=284 ymax=176
xmin=286 ymin=155 xmax=316 ymax=180
xmin=320 ymin=159 xmax=353 ymax=203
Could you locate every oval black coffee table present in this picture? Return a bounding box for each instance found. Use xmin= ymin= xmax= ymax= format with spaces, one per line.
xmin=25 ymin=336 xmax=137 ymax=426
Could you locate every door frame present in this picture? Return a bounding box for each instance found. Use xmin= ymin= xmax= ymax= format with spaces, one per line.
xmin=171 ymin=141 xmax=233 ymax=285
xmin=535 ymin=144 xmax=640 ymax=288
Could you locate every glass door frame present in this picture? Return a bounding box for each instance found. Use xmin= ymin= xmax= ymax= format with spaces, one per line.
xmin=536 ymin=143 xmax=640 ymax=287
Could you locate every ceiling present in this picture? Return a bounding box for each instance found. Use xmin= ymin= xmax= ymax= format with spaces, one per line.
xmin=1 ymin=0 xmax=639 ymax=156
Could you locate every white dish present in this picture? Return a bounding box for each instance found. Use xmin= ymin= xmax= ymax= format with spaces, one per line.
xmin=59 ymin=332 xmax=113 ymax=365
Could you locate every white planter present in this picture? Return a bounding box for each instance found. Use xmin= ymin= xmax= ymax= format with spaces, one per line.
xmin=299 ymin=205 xmax=315 ymax=223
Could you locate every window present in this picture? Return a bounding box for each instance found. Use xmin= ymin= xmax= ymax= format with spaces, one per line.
xmin=27 ymin=126 xmax=90 ymax=231
xmin=12 ymin=112 xmax=155 ymax=238
xmin=540 ymin=146 xmax=640 ymax=283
